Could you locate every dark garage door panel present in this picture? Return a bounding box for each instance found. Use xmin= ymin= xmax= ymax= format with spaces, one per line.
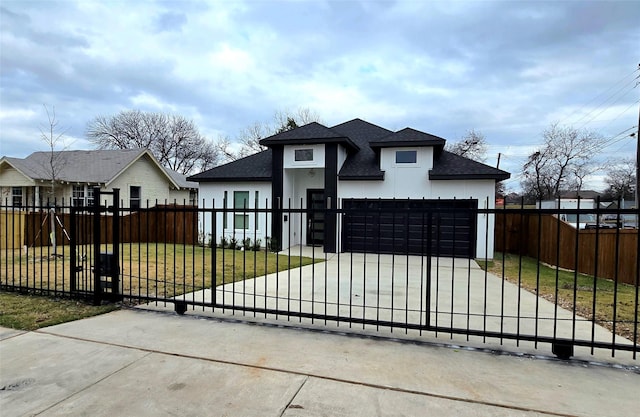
xmin=342 ymin=199 xmax=477 ymax=258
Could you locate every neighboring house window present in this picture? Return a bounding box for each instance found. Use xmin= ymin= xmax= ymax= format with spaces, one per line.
xmin=295 ymin=149 xmax=314 ymax=162
xmin=87 ymin=187 xmax=94 ymax=207
xmin=12 ymin=187 xmax=22 ymax=207
xmin=396 ymin=150 xmax=417 ymax=164
xmin=234 ymin=191 xmax=249 ymax=229
xmin=189 ymin=190 xmax=197 ymax=206
xmin=72 ymin=185 xmax=85 ymax=206
xmin=130 ymin=186 xmax=141 ymax=209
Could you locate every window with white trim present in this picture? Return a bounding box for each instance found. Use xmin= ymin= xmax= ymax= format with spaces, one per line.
xmin=12 ymin=187 xmax=22 ymax=207
xmin=72 ymin=185 xmax=85 ymax=206
xmin=130 ymin=186 xmax=141 ymax=209
xmin=234 ymin=191 xmax=249 ymax=229
xmin=395 ymin=150 xmax=417 ymax=164
xmin=295 ymin=149 xmax=314 ymax=162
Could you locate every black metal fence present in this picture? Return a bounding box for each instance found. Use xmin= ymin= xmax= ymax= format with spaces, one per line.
xmin=1 ymin=197 xmax=638 ymax=360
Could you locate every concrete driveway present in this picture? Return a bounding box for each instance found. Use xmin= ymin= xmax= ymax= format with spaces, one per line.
xmin=141 ymin=246 xmax=636 ymax=362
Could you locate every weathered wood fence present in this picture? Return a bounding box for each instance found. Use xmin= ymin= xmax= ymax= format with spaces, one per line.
xmin=495 ymin=212 xmax=638 ymax=285
xmin=0 ymin=205 xmax=198 ymax=249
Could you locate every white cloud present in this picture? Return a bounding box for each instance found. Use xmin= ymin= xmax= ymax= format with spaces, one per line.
xmin=0 ymin=0 xmax=637 ymax=194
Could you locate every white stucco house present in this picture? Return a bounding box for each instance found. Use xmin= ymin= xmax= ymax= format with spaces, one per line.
xmin=188 ymin=119 xmax=510 ymax=259
xmin=1 ymin=149 xmax=197 ymax=210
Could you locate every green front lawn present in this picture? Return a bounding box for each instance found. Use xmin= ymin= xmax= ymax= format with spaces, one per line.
xmin=478 ymin=252 xmax=639 ymax=343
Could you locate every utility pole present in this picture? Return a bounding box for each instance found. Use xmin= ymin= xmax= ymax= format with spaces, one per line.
xmin=635 ymin=63 xmax=640 ymax=211
xmin=496 ymin=152 xmax=502 ymax=169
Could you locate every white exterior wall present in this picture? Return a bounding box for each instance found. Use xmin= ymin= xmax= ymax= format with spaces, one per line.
xmin=282 ymin=168 xmax=325 ymax=247
xmin=283 ymin=144 xmax=325 ymax=168
xmin=197 ymin=182 xmax=272 ymax=248
xmin=431 ymin=179 xmax=496 ymax=259
xmin=338 ymin=148 xmax=497 ymax=259
xmin=338 ymin=147 xmax=434 ymax=199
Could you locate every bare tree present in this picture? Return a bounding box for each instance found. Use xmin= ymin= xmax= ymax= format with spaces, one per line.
xmin=446 ymin=129 xmax=488 ymax=162
xmin=39 ymin=104 xmax=69 ymax=201
xmin=86 ymin=110 xmax=219 ymax=174
xmin=603 ymin=158 xmax=636 ymax=200
xmin=235 ymin=107 xmax=322 ymax=158
xmin=39 ymin=104 xmax=69 ymax=255
xmin=521 ymin=123 xmax=604 ymax=200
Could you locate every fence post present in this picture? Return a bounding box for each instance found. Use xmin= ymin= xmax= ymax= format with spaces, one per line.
xmin=93 ymin=187 xmax=102 ymax=305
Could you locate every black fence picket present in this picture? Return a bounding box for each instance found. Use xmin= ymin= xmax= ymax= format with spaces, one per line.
xmin=1 ymin=198 xmax=638 ymax=360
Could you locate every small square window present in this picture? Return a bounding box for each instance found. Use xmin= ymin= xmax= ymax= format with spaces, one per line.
xmin=130 ymin=186 xmax=141 ymax=209
xmin=295 ymin=149 xmax=313 ymax=162
xmin=396 ymin=150 xmax=417 ymax=164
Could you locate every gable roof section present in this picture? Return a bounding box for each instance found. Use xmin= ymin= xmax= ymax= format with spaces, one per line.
xmin=1 ymin=149 xmax=183 ymax=188
xmin=259 ymin=122 xmax=359 ymax=151
xmin=188 ymin=118 xmax=511 ymax=183
xmin=429 ymin=151 xmax=510 ymax=180
xmin=187 ymin=150 xmax=272 ymax=182
xmin=1 ymin=156 xmax=40 ymax=183
xmin=369 ymin=128 xmax=446 ymax=149
xmin=332 ymin=119 xmax=392 ymax=180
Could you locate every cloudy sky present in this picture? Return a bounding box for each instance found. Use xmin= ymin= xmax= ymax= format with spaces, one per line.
xmin=1 ymin=0 xmax=638 ymax=191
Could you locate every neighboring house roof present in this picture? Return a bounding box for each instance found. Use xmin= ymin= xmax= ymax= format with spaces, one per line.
xmin=1 ymin=149 xmax=192 ymax=189
xmin=189 ymin=119 xmax=511 ymax=182
xmin=163 ymin=167 xmax=198 ymax=189
xmin=560 ymin=190 xmax=601 ymax=199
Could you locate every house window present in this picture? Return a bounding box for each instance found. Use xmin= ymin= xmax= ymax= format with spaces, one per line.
xmin=12 ymin=187 xmax=22 ymax=207
xmin=234 ymin=191 xmax=249 ymax=229
xmin=295 ymin=149 xmax=314 ymax=162
xmin=72 ymin=185 xmax=85 ymax=206
xmin=130 ymin=186 xmax=141 ymax=209
xmin=254 ymin=191 xmax=259 ymax=230
xmin=87 ymin=187 xmax=94 ymax=207
xmin=223 ymin=191 xmax=228 ymax=229
xmin=396 ymin=150 xmax=417 ymax=164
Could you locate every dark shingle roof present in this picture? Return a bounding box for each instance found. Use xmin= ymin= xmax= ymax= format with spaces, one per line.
xmin=332 ymin=119 xmax=391 ymax=179
xmin=370 ymin=128 xmax=446 ymax=148
xmin=429 ymin=151 xmax=510 ymax=180
xmin=259 ymin=122 xmax=359 ymax=151
xmin=188 ymin=119 xmax=511 ymax=182
xmin=187 ymin=150 xmax=272 ymax=182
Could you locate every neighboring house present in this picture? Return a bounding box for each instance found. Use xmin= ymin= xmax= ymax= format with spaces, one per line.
xmin=188 ymin=119 xmax=510 ymax=258
xmin=0 ymin=149 xmax=197 ymax=210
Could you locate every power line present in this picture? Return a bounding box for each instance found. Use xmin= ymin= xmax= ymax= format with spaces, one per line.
xmin=559 ymin=67 xmax=639 ymax=126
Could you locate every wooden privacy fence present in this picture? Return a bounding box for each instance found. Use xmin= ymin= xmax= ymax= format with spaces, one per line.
xmin=495 ymin=212 xmax=639 ymax=285
xmin=0 ymin=210 xmax=26 ymax=250
xmin=2 ymin=205 xmax=197 ymax=248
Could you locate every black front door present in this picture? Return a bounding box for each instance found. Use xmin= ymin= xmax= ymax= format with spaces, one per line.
xmin=307 ymin=189 xmax=325 ymax=246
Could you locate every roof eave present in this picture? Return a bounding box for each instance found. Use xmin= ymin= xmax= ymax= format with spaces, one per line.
xmin=191 ymin=177 xmax=272 ymax=183
xmin=338 ymin=173 xmax=385 ymax=181
xmin=370 ymin=140 xmax=445 ymax=148
xmin=260 ymin=137 xmax=360 ymax=152
xmin=429 ymin=172 xmax=511 ymax=181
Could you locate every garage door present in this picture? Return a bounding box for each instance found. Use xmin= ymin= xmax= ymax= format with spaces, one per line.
xmin=342 ymin=199 xmax=477 ymax=258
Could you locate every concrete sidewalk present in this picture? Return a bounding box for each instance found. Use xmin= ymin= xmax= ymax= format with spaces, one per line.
xmin=1 ymin=308 xmax=639 ymax=417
